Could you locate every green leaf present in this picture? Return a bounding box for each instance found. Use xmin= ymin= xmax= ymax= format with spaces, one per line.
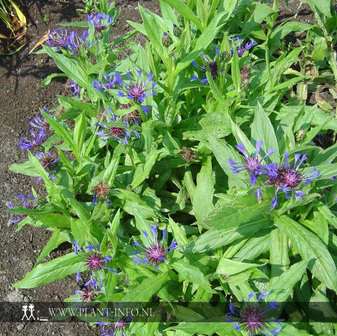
xmin=303 ymin=0 xmax=331 ymax=17
xmin=43 ymin=46 xmax=89 ymax=88
xmin=14 ymin=253 xmax=83 ymax=288
xmin=270 ymin=228 xmax=289 ymax=286
xmin=207 ymin=136 xmax=247 ymax=188
xmin=275 ymin=215 xmax=337 ymax=293
xmin=171 ymin=260 xmax=213 ymax=293
xmin=231 ymin=50 xmax=240 ymax=91
xmin=251 ymin=103 xmax=280 ymax=162
xmin=172 ymin=11 xmax=227 ymax=78
xmin=27 ymin=151 xmax=54 ymax=192
xmin=269 ymin=21 xmax=312 ymax=52
xmin=9 ymin=160 xmax=40 ymax=177
xmin=73 ymin=113 xmax=87 ymax=154
xmin=122 ymin=272 xmax=170 ymax=302
xmin=216 ymin=258 xmax=264 ymax=276
xmin=58 ymin=96 xmax=97 ymax=117
xmin=132 ymin=149 xmax=167 ymax=188
xmin=268 ymin=259 xmax=308 ymax=302
xmin=35 ymin=229 xmax=67 ymax=264
xmin=138 ymin=5 xmax=167 ymax=64
xmin=167 ymin=322 xmax=234 ymax=334
xmin=162 ymin=0 xmax=203 ymax=31
xmin=103 ymin=144 xmax=124 ymax=186
xmin=41 ymin=73 xmax=66 ymax=87
xmin=192 ymin=156 xmax=214 ymax=221
xmin=42 ymin=110 xmax=81 ymax=163
xmin=187 ymin=216 xmax=272 ymax=253
xmin=196 ymin=193 xmax=270 ymax=230
xmin=169 ymin=217 xmax=188 ymax=247
xmin=61 ymin=189 xmax=91 ymax=222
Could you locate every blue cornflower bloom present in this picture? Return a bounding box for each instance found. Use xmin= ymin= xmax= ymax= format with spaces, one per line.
xmin=88 ymin=12 xmax=114 ymax=33
xmin=73 ymin=241 xmax=116 ymax=282
xmin=92 ymin=181 xmax=111 ymax=206
xmin=265 ymin=152 xmax=319 ymax=209
xmin=117 ymin=104 xmax=141 ymax=127
xmin=46 ymin=28 xmax=71 ymax=50
xmin=74 ymin=276 xmax=104 ymax=303
xmin=98 ymin=318 xmax=130 ymax=336
xmin=131 ymin=225 xmax=177 ymax=270
xmin=67 ymin=30 xmax=96 ymax=54
xmin=229 ymin=141 xmax=275 ymax=186
xmin=230 ymin=37 xmax=257 ymax=57
xmin=114 ymin=70 xmax=157 ymax=103
xmin=93 ymin=73 xmax=118 ymax=91
xmin=68 ymin=80 xmax=81 ymax=96
xmin=8 ymin=194 xmax=36 ymax=224
xmin=227 ymin=292 xmax=282 ymax=336
xmin=35 ymin=151 xmax=59 ymax=184
xmin=95 ymin=123 xmax=138 ymax=145
xmin=19 ymin=128 xmax=46 ymax=150
xmin=191 ymin=46 xmax=221 ymax=84
xmin=95 ymin=108 xmax=140 ymax=145
xmin=29 ymin=108 xmax=51 ymax=129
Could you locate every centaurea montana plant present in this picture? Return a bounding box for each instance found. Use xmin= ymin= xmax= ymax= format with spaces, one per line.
xmin=227 ymin=292 xmax=282 ymax=336
xmin=92 ymin=180 xmax=111 ymax=205
xmin=46 ymin=28 xmax=72 ymax=50
xmin=230 ymin=37 xmax=257 ymax=57
xmin=34 ymin=151 xmax=59 ymax=184
xmin=229 ymin=143 xmax=319 ymax=209
xmin=93 ymin=73 xmax=118 ymax=91
xmin=87 ymin=12 xmax=114 ymax=33
xmin=264 ymin=152 xmax=319 ymax=209
xmin=73 ymin=242 xmax=116 ymax=282
xmin=74 ymin=276 xmax=104 ymax=303
xmin=19 ymin=128 xmax=46 ymax=150
xmin=131 ymin=225 xmax=177 ymax=270
xmin=191 ymin=46 xmax=221 ymax=84
xmin=115 ymin=70 xmax=157 ymax=104
xmin=229 ymin=141 xmax=275 ymax=186
xmin=95 ymin=108 xmax=140 ymax=144
xmin=98 ymin=318 xmax=129 ymax=336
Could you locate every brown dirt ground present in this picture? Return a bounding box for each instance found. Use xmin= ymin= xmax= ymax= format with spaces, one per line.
xmin=0 ymin=0 xmax=320 ymax=335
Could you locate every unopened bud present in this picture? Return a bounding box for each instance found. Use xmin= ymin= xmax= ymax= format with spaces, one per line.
xmin=296 ymin=130 xmax=305 ymax=142
xmin=162 ymin=32 xmax=172 ymax=47
xmin=173 ymin=24 xmax=182 ymax=37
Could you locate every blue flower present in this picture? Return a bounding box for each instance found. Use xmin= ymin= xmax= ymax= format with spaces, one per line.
xmin=93 ymin=73 xmax=118 ymax=91
xmin=19 ymin=128 xmax=46 ymax=150
xmin=8 ymin=194 xmax=37 ymax=224
xmin=191 ymin=46 xmax=221 ymax=84
xmin=227 ymin=292 xmax=282 ymax=336
xmin=230 ymin=37 xmax=257 ymax=57
xmin=98 ymin=317 xmax=130 ymax=336
xmin=87 ymin=12 xmax=114 ymax=33
xmin=131 ymin=225 xmax=177 ymax=270
xmin=265 ymin=152 xmax=319 ymax=209
xmin=92 ymin=181 xmax=111 ymax=206
xmin=68 ymin=80 xmax=81 ymax=96
xmin=229 ymin=141 xmax=275 ymax=186
xmin=35 ymin=151 xmax=59 ymax=184
xmin=115 ymin=69 xmax=157 ymax=103
xmin=95 ymin=108 xmax=140 ymax=144
xmin=46 ymin=28 xmax=71 ymax=50
xmin=74 ymin=276 xmax=104 ymax=303
xmin=73 ymin=242 xmax=116 ymax=282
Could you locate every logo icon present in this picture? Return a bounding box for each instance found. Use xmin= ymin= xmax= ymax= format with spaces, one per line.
xmin=21 ymin=303 xmax=36 ymax=321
